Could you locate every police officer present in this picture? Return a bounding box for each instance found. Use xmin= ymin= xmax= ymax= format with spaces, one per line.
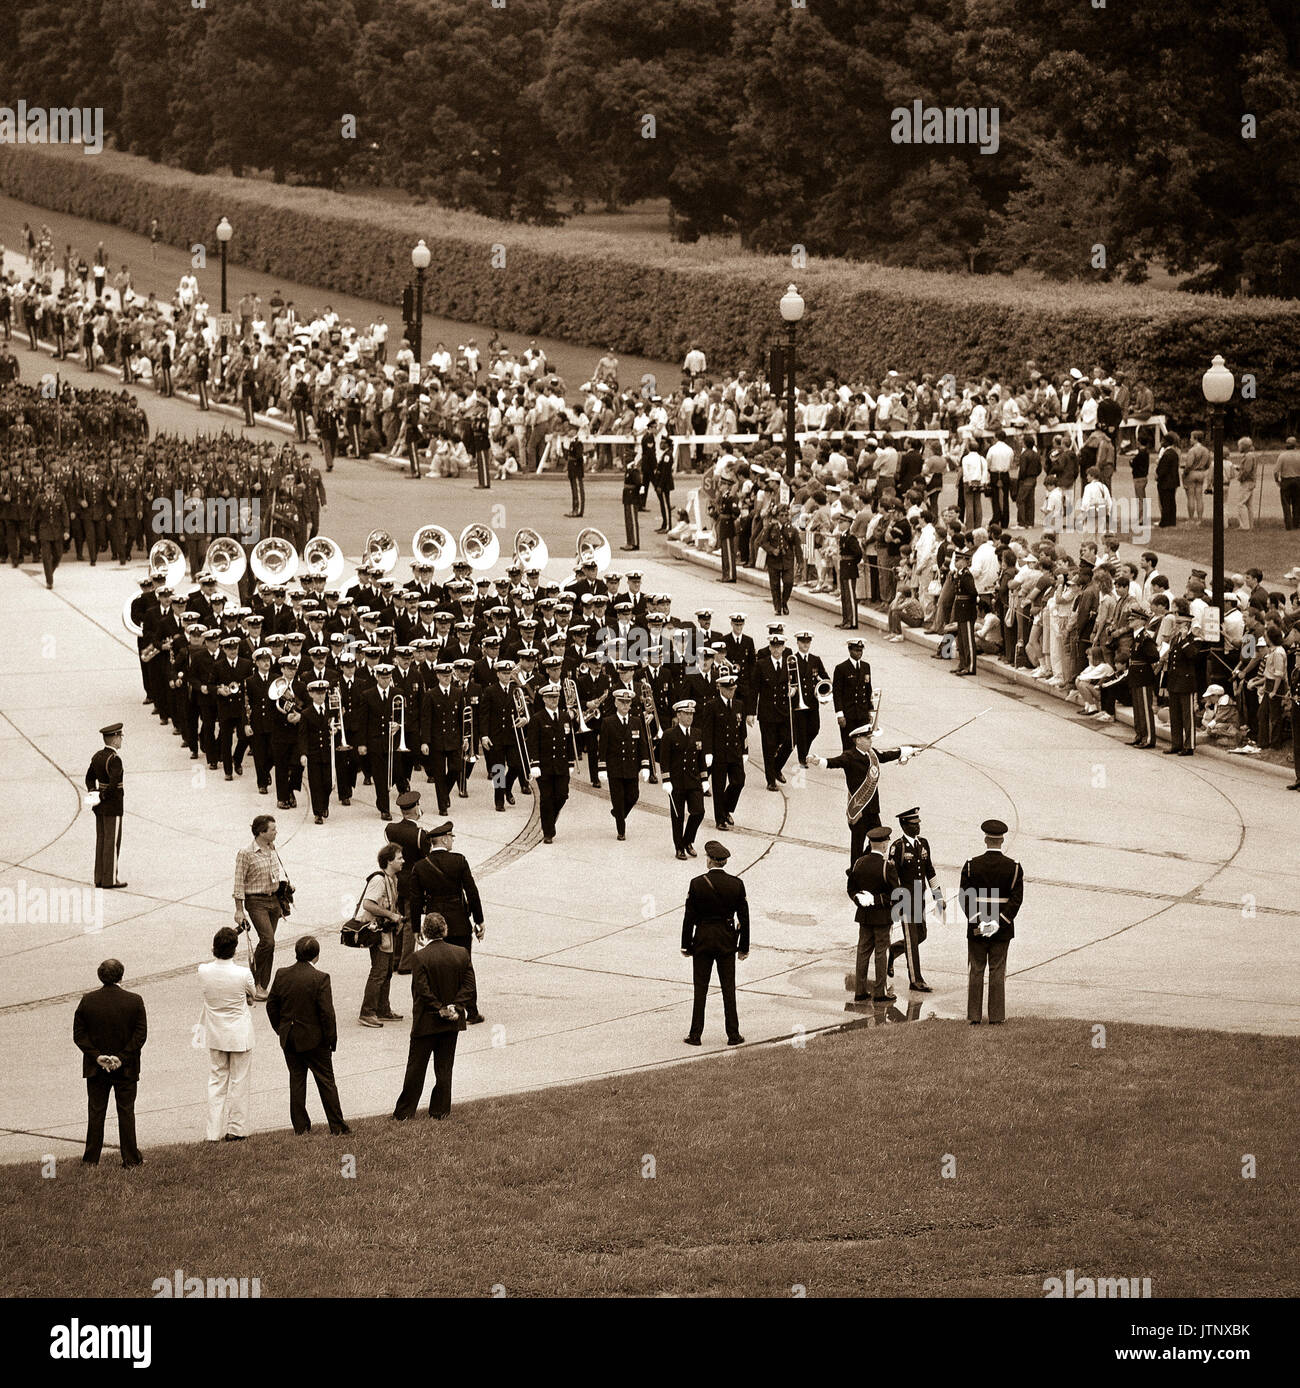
xmin=681 ymin=839 xmax=749 ymax=1046
xmin=527 ymin=682 xmax=572 ymax=844
xmin=886 ymin=807 xmax=941 ymax=992
xmin=660 ymin=698 xmax=707 ymax=860
xmin=959 ymin=818 xmax=1024 ymax=1024
xmin=85 ymin=722 xmax=126 ymax=889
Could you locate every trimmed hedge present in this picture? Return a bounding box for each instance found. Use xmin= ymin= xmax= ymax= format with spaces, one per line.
xmin=3 ymin=145 xmax=1297 ymax=435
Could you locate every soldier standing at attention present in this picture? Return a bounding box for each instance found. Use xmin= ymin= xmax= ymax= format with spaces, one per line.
xmin=887 ymin=806 xmax=941 ymax=992
xmin=85 ymin=722 xmax=127 ymax=889
xmin=681 ymin=840 xmax=749 ymax=1046
xmin=960 ymin=818 xmax=1024 ymax=1025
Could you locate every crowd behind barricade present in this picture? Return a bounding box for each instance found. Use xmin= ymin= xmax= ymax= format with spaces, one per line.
xmin=0 ymin=375 xmax=323 ymax=587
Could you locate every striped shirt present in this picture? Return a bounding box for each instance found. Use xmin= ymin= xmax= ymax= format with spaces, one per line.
xmin=233 ymin=842 xmax=283 ymax=901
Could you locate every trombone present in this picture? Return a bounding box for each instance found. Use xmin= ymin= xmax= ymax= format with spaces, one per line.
xmin=458 ymin=697 xmax=476 ymax=796
xmin=329 ymin=686 xmax=351 ymax=752
xmin=786 ymin=651 xmax=801 ymax=744
xmin=510 ymin=680 xmax=532 ymax=782
xmin=387 ymin=692 xmax=408 ymax=796
xmin=563 ymin=676 xmax=585 ymax=764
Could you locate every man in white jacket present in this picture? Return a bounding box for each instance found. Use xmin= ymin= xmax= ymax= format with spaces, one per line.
xmin=197 ymin=926 xmax=257 ymax=1142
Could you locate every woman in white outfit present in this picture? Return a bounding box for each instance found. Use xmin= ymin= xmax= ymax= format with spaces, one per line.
xmin=197 ymin=925 xmax=257 ymax=1142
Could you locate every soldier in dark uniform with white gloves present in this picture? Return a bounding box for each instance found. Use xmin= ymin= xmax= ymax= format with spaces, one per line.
xmin=959 ymin=818 xmax=1024 ymax=1025
xmin=846 ymin=824 xmax=899 ymax=1001
xmin=297 ymin=678 xmax=335 ymax=823
xmin=886 ymin=806 xmax=941 ymax=992
xmin=527 ymin=682 xmax=572 ymax=844
xmin=660 ymin=698 xmax=707 ymax=860
xmin=681 ymin=839 xmax=749 ymax=1046
xmin=598 ymin=686 xmax=648 ymax=840
xmin=85 ymin=722 xmax=127 ymax=889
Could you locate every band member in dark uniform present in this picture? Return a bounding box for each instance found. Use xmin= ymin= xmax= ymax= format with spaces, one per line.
xmin=706 ymin=671 xmax=747 ymax=829
xmin=358 ymin=663 xmax=401 ymax=819
xmin=959 ymin=818 xmax=1024 ymax=1024
xmin=407 ymin=820 xmax=485 ymax=1024
xmin=831 ymin=638 xmax=872 ymax=747
xmin=790 ymin=631 xmax=828 ymax=766
xmin=951 ymin=547 xmax=979 ymax=675
xmin=887 ymin=807 xmax=941 ymax=992
xmin=660 ymin=698 xmax=707 ymax=860
xmin=846 ymin=824 xmax=900 ymax=1001
xmin=810 ymin=725 xmax=917 ymax=861
xmin=527 ymin=683 xmax=572 ymax=844
xmin=598 ymin=686 xmax=648 ymax=840
xmin=750 ymin=632 xmax=795 ymax=790
xmin=681 ymin=840 xmax=749 ymax=1046
xmin=298 ymin=679 xmax=335 ymax=823
xmin=85 ymin=722 xmax=127 ymax=888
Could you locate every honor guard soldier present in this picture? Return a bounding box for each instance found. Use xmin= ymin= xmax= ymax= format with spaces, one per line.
xmin=1127 ymin=616 xmax=1161 ymax=748
xmin=681 ymin=840 xmax=750 ymax=1046
xmin=598 ymin=686 xmax=648 ymax=840
xmin=1161 ymin=601 xmax=1199 ymax=755
xmin=707 ymin=671 xmax=748 ymax=829
xmin=407 ymin=821 xmax=486 ymax=1024
xmin=621 ymin=456 xmax=642 ymax=550
xmin=886 ymin=808 xmax=940 ymax=992
xmin=298 ymin=679 xmax=335 ymax=823
xmin=810 ymin=725 xmax=918 ymax=861
xmin=791 ymin=630 xmax=828 ymax=766
xmin=86 ymin=723 xmax=126 ymax=889
xmin=846 ymin=825 xmax=900 ymax=1001
xmin=959 ymin=818 xmax=1024 ymax=1025
xmin=750 ymin=631 xmax=795 ymax=790
xmin=831 ymin=639 xmax=873 ymax=747
xmin=527 ymin=683 xmax=572 ymax=843
xmin=660 ymin=698 xmax=708 ymax=860
xmin=951 ymin=547 xmax=979 ymax=676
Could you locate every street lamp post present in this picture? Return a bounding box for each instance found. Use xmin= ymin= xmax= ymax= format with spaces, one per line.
xmin=216 ymin=216 xmax=233 ymax=369
xmin=779 ymin=284 xmax=804 ymax=480
xmin=411 ymin=239 xmax=431 ymax=376
xmin=1201 ymin=354 xmax=1235 ymax=662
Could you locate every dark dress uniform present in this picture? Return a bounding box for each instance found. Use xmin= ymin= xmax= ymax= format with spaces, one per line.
xmin=837 ymin=531 xmax=862 ymax=628
xmin=1163 ymin=627 xmax=1199 ymax=754
xmin=1127 ymin=627 xmax=1161 ymax=748
xmin=791 ymin=648 xmax=828 ymax=763
xmin=621 ymin=460 xmax=642 ymax=550
xmin=297 ymin=697 xmax=335 ymax=819
xmin=213 ymin=653 xmax=252 ymax=777
xmin=887 ymin=832 xmax=940 ymax=988
xmin=359 ymin=684 xmax=402 ymax=816
xmin=526 ymin=703 xmax=572 ymax=840
xmin=245 ymin=665 xmax=278 ymax=792
xmin=952 ymin=565 xmax=979 ymax=674
xmin=28 ymin=485 xmax=69 ymax=588
xmin=822 ymin=743 xmax=903 ymax=860
xmin=682 ymin=865 xmax=750 ymax=1042
xmin=846 ymin=847 xmax=900 ymax=999
xmin=660 ymin=719 xmax=707 ymax=856
xmin=831 ymin=655 xmax=872 ymax=748
xmin=420 ymin=680 xmax=461 ymax=814
xmin=959 ymin=841 xmax=1024 ymax=1023
xmin=706 ymin=690 xmax=748 ymax=826
xmin=598 ymin=705 xmax=647 ymax=837
xmin=751 ymin=650 xmax=794 ymax=788
xmin=85 ymin=743 xmax=124 ymax=887
xmin=408 ymin=848 xmax=485 ymax=1019
xmin=565 ymin=436 xmax=586 ymax=517
xmin=481 ymin=678 xmax=527 ymax=807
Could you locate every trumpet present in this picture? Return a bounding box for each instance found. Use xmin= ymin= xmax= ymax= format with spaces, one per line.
xmin=814 ymin=675 xmax=833 ymax=705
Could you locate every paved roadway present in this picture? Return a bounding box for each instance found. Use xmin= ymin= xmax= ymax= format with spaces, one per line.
xmin=1 ymin=265 xmax=1298 ymax=1165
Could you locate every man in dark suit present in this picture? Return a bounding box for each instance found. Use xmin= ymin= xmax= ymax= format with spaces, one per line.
xmin=265 ymin=935 xmax=350 ymax=1134
xmin=85 ymin=722 xmax=126 ymax=889
xmin=831 ymin=639 xmax=873 ymax=747
xmin=959 ymin=819 xmax=1024 ymax=1024
xmin=73 ymin=958 xmax=146 ymax=1165
xmin=392 ymin=913 xmax=476 ymax=1120
xmin=846 ymin=825 xmax=900 ymax=1001
xmin=408 ymin=821 xmax=485 ymax=1023
xmin=681 ymin=840 xmax=750 ymax=1045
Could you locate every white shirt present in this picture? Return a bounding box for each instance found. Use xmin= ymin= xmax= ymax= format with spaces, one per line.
xmin=971 ymin=541 xmax=999 ymax=594
xmin=197 ymin=958 xmax=257 ymax=1052
xmin=986 ymin=440 xmax=1014 ymax=474
xmin=961 ymin=451 xmax=989 ymax=487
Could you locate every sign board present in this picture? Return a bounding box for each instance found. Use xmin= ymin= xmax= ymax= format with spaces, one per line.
xmin=408 ymin=363 xmax=420 ymax=385
xmin=217 ymin=314 xmax=234 ymax=340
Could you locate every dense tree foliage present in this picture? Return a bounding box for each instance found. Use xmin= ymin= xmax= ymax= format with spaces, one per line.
xmin=2 ymin=0 xmax=1297 ymax=293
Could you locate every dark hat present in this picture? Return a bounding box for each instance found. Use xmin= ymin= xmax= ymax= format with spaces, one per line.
xmin=395 ymin=790 xmax=420 ymax=810
xmin=981 ymin=818 xmax=1008 ymax=837
xmin=867 ymin=825 xmax=893 ymax=842
xmin=99 ymin=722 xmax=123 ymax=737
xmin=703 ymin=839 xmax=730 ymax=861
xmin=428 ymin=819 xmax=454 ymax=837
xmin=897 ymin=807 xmax=920 ymax=825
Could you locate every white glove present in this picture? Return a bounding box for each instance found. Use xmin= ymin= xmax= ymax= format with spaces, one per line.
xmin=898 ymin=744 xmax=918 ymax=763
xmin=599 ymin=771 xmax=608 ymax=785
xmin=704 ymin=754 xmax=713 ymax=768
xmin=638 ymin=768 xmax=649 ymax=782
xmin=662 ymin=780 xmax=672 ymax=794
xmin=853 ymin=890 xmax=872 ymax=907
xmin=529 ymin=764 xmax=541 ymax=779
xmin=808 ymin=754 xmax=823 ymax=768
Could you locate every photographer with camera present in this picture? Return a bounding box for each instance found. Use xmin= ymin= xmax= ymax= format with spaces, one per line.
xmin=232 ymin=813 xmax=294 ymax=1000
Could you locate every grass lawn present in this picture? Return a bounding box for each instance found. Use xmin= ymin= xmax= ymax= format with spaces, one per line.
xmin=2 ymin=1019 xmax=1294 ymax=1299
xmin=1139 ymin=523 xmax=1299 ymax=586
